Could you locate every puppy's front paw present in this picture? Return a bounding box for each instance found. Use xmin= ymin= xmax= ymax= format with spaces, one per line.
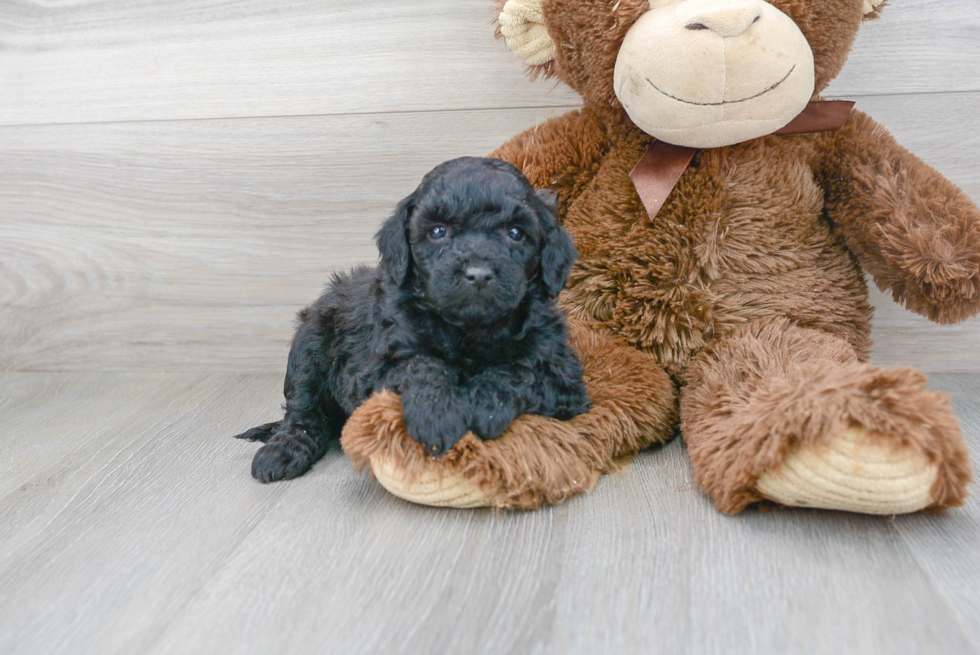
xmin=470 ymin=401 xmax=519 ymax=441
xmin=251 ymin=441 xmax=314 ymax=483
xmin=401 ymin=397 xmax=469 ymax=456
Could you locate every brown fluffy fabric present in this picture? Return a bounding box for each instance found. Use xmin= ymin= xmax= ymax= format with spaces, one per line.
xmin=487 ymin=98 xmax=976 ymax=510
xmin=817 ymin=110 xmax=980 ymax=324
xmin=346 ymin=0 xmax=976 ymax=513
xmin=495 ymin=103 xmax=878 ymax=377
xmin=681 ymin=318 xmax=972 ymax=514
xmin=342 ymin=320 xmax=678 ymax=509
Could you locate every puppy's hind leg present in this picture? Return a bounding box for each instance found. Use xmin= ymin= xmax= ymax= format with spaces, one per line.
xmin=250 ymin=316 xmax=345 ymax=483
xmin=251 ymin=388 xmax=345 ymax=484
xmin=251 ymin=414 xmax=340 ymax=483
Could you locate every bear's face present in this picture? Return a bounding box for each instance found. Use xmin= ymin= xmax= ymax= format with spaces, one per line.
xmin=497 ymin=0 xmax=884 ymax=147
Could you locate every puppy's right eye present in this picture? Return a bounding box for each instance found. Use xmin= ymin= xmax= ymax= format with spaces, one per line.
xmin=427 ymin=225 xmax=448 ymax=240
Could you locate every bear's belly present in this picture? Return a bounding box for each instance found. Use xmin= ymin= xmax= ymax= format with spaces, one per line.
xmin=560 ymin=147 xmax=872 ymax=377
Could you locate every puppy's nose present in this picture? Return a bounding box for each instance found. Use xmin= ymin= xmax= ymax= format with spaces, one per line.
xmin=464 ymin=266 xmax=494 ymax=290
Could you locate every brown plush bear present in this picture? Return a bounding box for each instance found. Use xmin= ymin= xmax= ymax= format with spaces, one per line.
xmin=341 ymin=0 xmax=977 ymax=514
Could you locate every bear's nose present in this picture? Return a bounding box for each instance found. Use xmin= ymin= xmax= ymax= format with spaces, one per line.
xmin=464 ymin=267 xmax=494 ymax=290
xmin=679 ymin=0 xmax=762 ymax=38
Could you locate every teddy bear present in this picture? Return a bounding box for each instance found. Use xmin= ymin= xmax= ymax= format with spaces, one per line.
xmin=340 ymin=0 xmax=978 ymax=515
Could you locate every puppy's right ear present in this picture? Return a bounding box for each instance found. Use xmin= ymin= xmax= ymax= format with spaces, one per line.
xmin=375 ymin=195 xmax=415 ymax=285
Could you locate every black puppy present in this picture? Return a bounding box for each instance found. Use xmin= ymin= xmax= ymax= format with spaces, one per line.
xmin=235 ymin=157 xmax=591 ymax=483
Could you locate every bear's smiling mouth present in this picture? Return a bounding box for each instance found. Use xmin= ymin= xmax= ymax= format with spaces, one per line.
xmin=645 ymin=65 xmax=796 ymax=106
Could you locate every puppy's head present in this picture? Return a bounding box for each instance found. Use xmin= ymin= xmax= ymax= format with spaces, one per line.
xmin=376 ymin=157 xmax=576 ymax=326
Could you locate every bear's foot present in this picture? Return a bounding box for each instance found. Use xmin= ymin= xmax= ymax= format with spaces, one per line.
xmin=682 ymin=319 xmax=973 ymax=515
xmin=340 ymin=390 xmax=608 ymax=509
xmin=341 ymin=322 xmax=679 ymax=510
xmin=372 ymin=451 xmax=491 ymax=508
xmin=755 ymin=426 xmax=939 ymax=514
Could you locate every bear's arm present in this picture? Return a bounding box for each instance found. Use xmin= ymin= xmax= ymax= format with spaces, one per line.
xmin=816 ymin=109 xmax=980 ymax=324
xmin=489 ymin=108 xmax=610 ymax=221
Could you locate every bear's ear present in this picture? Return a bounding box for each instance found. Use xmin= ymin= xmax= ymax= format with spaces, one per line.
xmin=495 ymin=0 xmax=557 ymax=78
xmin=863 ymin=0 xmax=887 ymax=19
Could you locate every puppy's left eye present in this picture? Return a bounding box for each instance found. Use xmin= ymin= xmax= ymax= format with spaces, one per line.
xmin=507 ymin=226 xmax=525 ymax=242
xmin=428 ymin=225 xmax=448 ymax=240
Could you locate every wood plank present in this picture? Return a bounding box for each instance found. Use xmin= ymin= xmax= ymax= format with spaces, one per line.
xmin=0 ymin=106 xmax=560 ymax=371
xmin=134 ymin=383 xmax=980 ymax=654
xmin=0 ymin=372 xmax=977 ymax=654
xmin=0 ymin=373 xmax=202 ymax=503
xmin=0 ymin=372 xmax=291 ymax=654
xmin=148 ymin=469 xmax=574 ymax=655
xmin=0 ymin=0 xmax=580 ymax=127
xmin=0 ymin=94 xmax=980 ymax=371
xmin=2 ymin=93 xmax=978 ymax=372
xmin=531 ymin=442 xmax=979 ymax=655
xmin=893 ymin=373 xmax=980 ymax=651
xmin=869 ymin=284 xmax=980 ymax=373
xmin=0 ymin=0 xmax=976 ymax=126
xmin=826 ymin=0 xmax=980 ymax=99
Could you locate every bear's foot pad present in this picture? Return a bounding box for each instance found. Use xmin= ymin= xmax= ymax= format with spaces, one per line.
xmin=371 ymin=455 xmax=492 ymax=508
xmin=756 ymin=427 xmax=938 ymax=514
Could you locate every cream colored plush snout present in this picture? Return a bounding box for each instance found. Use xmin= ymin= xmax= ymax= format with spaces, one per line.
xmin=674 ymin=0 xmax=762 ymax=38
xmin=613 ymin=0 xmax=816 ymax=148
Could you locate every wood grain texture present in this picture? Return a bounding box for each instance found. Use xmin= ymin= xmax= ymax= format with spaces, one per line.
xmin=0 ymin=107 xmax=560 ymax=371
xmin=1 ymin=92 xmax=978 ymax=372
xmin=0 ymin=373 xmax=292 ymax=654
xmin=0 ymin=372 xmax=977 ymax=654
xmin=0 ymin=0 xmax=976 ymax=126
xmin=893 ymin=373 xmax=980 ymax=650
xmin=2 ymin=1 xmax=979 ymax=652
xmin=0 ymin=0 xmax=580 ymax=127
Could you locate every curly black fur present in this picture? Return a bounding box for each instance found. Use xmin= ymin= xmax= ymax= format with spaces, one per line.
xmin=235 ymin=157 xmax=591 ymax=483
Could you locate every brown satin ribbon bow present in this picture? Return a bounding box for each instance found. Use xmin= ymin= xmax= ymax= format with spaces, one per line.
xmin=629 ymin=100 xmax=856 ymax=220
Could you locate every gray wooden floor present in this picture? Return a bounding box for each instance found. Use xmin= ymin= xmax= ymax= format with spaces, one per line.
xmin=2 ymin=1 xmax=980 ymax=653
xmin=0 ymin=371 xmax=977 ymax=655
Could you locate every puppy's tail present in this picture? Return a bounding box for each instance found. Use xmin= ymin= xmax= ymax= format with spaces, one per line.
xmin=232 ymin=421 xmax=281 ymax=443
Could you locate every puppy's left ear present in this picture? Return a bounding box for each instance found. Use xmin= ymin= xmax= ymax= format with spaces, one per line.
xmin=533 ymin=189 xmax=576 ymax=299
xmin=375 ymin=194 xmax=415 ymax=285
